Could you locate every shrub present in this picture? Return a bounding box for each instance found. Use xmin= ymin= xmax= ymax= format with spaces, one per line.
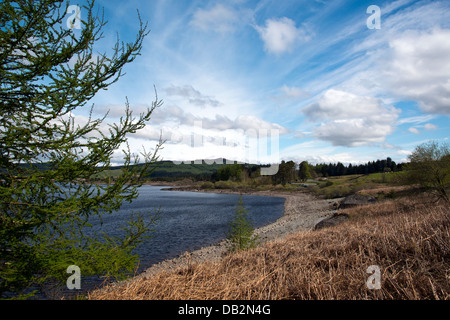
xmin=226 ymin=196 xmax=258 ymax=253
xmin=214 ymin=180 xmax=240 ymax=190
xmin=404 ymin=141 xmax=450 ymax=202
xmin=200 ymin=182 xmax=214 ymax=189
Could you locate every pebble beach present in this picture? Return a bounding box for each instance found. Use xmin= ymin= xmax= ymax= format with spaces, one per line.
xmin=139 ymin=189 xmax=339 ymax=278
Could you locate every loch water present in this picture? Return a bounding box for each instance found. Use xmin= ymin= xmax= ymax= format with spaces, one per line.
xmin=88 ymin=185 xmax=285 ymax=272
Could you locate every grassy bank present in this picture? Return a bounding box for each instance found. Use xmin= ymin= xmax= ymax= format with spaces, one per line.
xmin=309 ymin=172 xmax=407 ymax=199
xmin=173 ymin=172 xmax=407 ymax=196
xmin=89 ymin=193 xmax=449 ymax=300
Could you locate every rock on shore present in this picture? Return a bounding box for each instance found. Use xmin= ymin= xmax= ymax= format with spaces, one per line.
xmin=338 ymin=194 xmax=376 ymax=209
xmin=313 ymin=214 xmax=349 ymax=230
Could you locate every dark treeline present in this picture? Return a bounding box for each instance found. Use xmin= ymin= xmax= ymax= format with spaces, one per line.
xmin=206 ymin=157 xmax=405 ymax=185
xmin=91 ymin=157 xmax=406 ymax=184
xmin=311 ymin=157 xmax=404 ymax=177
xmin=142 ymin=157 xmax=405 ymax=183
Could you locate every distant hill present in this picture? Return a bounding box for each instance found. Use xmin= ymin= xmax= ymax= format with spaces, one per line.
xmin=14 ymin=159 xmax=259 ymax=182
xmin=95 ymin=159 xmax=257 ymax=181
xmin=144 ymin=159 xmax=240 ymax=180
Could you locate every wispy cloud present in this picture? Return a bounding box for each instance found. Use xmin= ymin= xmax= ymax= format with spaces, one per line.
xmin=190 ymin=3 xmax=252 ymax=33
xmin=424 ymin=123 xmax=438 ymax=131
xmin=165 ymin=85 xmax=222 ymax=108
xmin=254 ymin=17 xmax=310 ymax=55
xmin=130 ymin=104 xmax=290 ymax=143
xmin=396 ymin=115 xmax=436 ymax=125
xmin=90 ymin=0 xmax=450 ymax=164
xmin=276 ymin=85 xmax=309 ymax=101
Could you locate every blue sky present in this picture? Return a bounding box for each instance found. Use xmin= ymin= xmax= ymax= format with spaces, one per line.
xmin=73 ymin=0 xmax=450 ymax=165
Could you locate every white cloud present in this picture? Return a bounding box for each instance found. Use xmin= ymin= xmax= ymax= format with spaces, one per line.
xmin=381 ymin=142 xmax=399 ymax=150
xmin=233 ymin=115 xmax=289 ymax=134
xmin=424 ymin=123 xmax=438 ymax=130
xmin=164 ymin=84 xmax=222 ymax=108
xmin=408 ymin=127 xmax=420 ymax=135
xmin=190 ymin=4 xmax=236 ymax=33
xmin=304 ymin=3 xmax=450 ymax=119
xmin=302 ymin=89 xmax=387 ymax=120
xmin=397 ymin=149 xmax=413 ymax=156
xmin=313 ymin=118 xmax=396 ymax=147
xmin=274 ymin=85 xmax=309 ymax=103
xmin=293 ymin=130 xmax=305 ymax=139
xmin=280 ymin=141 xmax=380 ymax=165
xmin=280 ymin=85 xmax=307 ymax=99
xmin=145 ymin=104 xmax=289 ymax=135
xmin=302 ymin=89 xmax=400 ymax=147
xmin=126 ymin=101 xmax=290 ymax=164
xmin=255 ymin=17 xmax=308 ymax=55
xmin=85 ymin=0 xmax=450 ymax=165
xmin=385 ymin=28 xmax=450 ymax=115
xmin=190 ymin=4 xmax=251 ymax=33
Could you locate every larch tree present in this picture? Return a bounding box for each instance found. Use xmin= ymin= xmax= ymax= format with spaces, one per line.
xmin=0 ymin=0 xmax=163 ymax=298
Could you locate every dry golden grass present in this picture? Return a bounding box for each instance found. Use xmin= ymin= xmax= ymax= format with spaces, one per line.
xmin=89 ymin=195 xmax=449 ymax=300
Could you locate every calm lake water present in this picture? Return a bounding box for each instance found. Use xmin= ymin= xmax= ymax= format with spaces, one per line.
xmin=88 ymin=185 xmax=285 ymax=271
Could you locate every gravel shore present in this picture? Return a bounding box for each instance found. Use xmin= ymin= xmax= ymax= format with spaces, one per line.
xmin=139 ymin=189 xmax=340 ymax=278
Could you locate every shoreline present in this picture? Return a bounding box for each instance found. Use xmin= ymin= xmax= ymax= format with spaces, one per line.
xmin=138 ymin=187 xmax=340 ymax=279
